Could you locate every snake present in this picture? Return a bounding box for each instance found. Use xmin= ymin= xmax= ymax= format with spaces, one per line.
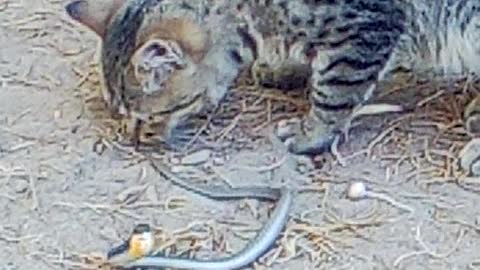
xmin=121 ymin=159 xmax=293 ymax=270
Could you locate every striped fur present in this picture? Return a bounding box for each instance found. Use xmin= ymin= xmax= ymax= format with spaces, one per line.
xmin=67 ymin=0 xmax=480 ymax=153
xmin=101 ymin=0 xmax=164 ymax=116
xmin=244 ymin=0 xmax=480 ymax=154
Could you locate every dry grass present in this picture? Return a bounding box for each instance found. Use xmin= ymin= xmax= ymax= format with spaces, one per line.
xmin=2 ymin=1 xmax=480 ymax=269
xmin=67 ymin=51 xmax=480 ymax=268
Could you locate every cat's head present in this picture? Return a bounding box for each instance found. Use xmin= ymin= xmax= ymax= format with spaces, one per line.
xmin=66 ymin=0 xmax=218 ymax=148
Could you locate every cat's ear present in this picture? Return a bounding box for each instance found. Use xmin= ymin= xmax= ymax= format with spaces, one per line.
xmin=65 ymin=0 xmax=125 ymax=38
xmin=131 ymin=39 xmax=187 ymax=94
xmin=131 ymin=39 xmax=173 ymax=93
xmin=132 ymin=40 xmax=171 ymax=65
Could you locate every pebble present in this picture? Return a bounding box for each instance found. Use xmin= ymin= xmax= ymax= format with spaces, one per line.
xmin=466 ymin=114 xmax=480 ymax=135
xmin=459 ymin=138 xmax=480 ymax=176
xmin=472 ymin=161 xmax=480 ymax=176
xmin=11 ymin=179 xmax=28 ymax=194
xmin=180 ymin=149 xmax=212 ymax=165
xmin=212 ymin=152 xmax=229 ymax=166
xmin=54 ymin=109 xmax=62 ymax=121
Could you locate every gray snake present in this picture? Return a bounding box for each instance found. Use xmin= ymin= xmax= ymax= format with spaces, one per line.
xmin=122 ymin=159 xmax=292 ymax=270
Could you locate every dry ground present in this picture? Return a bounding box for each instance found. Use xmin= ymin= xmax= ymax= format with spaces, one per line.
xmin=2 ymin=1 xmax=480 ymax=269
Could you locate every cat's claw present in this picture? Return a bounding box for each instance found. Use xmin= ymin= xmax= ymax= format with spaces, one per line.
xmin=275 ymin=116 xmax=338 ymax=155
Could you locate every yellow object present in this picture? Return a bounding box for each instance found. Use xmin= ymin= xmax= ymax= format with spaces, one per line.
xmin=107 ymin=224 xmax=154 ymax=266
xmin=128 ymin=234 xmax=149 ymax=259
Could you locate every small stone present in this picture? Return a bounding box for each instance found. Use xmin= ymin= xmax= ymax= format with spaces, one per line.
xmin=465 ymin=97 xmax=480 ymax=135
xmin=180 ymin=149 xmax=212 ymax=166
xmin=459 ymin=138 xmax=480 ymax=176
xmin=465 ymin=96 xmax=480 ymax=119
xmin=212 ymin=156 xmax=226 ymax=166
xmin=275 ymin=119 xmax=296 ymax=139
xmin=472 ymin=160 xmax=480 ymax=176
xmin=465 ymin=114 xmax=480 ymax=135
xmin=54 ymin=110 xmax=62 ymax=121
xmin=12 ymin=179 xmax=28 ymax=194
xmin=212 ymin=153 xmax=228 ymax=166
xmin=39 ymin=170 xmax=48 ymax=179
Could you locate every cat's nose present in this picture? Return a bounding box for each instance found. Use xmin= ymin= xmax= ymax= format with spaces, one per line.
xmin=173 ymin=61 xmax=187 ymax=70
xmin=65 ymin=0 xmax=87 ymax=20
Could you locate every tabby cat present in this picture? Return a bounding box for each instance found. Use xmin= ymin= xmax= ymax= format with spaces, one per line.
xmin=66 ymin=0 xmax=480 ymax=155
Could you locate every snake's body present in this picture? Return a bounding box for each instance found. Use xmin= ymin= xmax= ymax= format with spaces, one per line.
xmin=122 ymin=160 xmax=292 ymax=270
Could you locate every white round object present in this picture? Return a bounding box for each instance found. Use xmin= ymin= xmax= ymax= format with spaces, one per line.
xmin=347 ymin=182 xmax=367 ymax=199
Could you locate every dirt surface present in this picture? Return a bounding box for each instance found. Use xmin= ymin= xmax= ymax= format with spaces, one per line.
xmin=2 ymin=1 xmax=480 ymax=270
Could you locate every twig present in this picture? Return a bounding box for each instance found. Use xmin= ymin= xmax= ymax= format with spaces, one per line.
xmin=331 ymin=135 xmax=346 ymax=167
xmin=366 ymin=114 xmax=413 ymax=157
xmin=417 ymin=90 xmax=445 ymax=107
xmin=347 ymin=182 xmax=414 ymax=213
xmin=28 ymin=171 xmax=39 ymax=211
xmin=393 ymin=223 xmax=465 ymax=267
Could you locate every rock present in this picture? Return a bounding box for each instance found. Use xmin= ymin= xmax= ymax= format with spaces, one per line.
xmin=464 ymin=97 xmax=480 ymax=135
xmin=11 ymin=179 xmax=28 ymax=194
xmin=212 ymin=152 xmax=228 ymax=166
xmin=459 ymin=138 xmax=480 ymax=176
xmin=465 ymin=114 xmax=480 ymax=135
xmin=472 ymin=161 xmax=480 ymax=176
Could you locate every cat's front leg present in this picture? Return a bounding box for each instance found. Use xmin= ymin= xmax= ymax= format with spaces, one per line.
xmin=275 ymin=1 xmax=406 ymax=155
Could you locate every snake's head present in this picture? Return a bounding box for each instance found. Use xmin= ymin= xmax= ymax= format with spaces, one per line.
xmin=107 ymin=224 xmax=155 ymax=266
xmin=128 ymin=224 xmax=155 ymax=259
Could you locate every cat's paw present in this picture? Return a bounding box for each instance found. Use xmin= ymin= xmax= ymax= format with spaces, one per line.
xmin=459 ymin=138 xmax=480 ymax=176
xmin=275 ymin=116 xmax=338 ymax=155
xmin=252 ymin=64 xmax=310 ymax=90
xmin=464 ymin=95 xmax=480 ymax=135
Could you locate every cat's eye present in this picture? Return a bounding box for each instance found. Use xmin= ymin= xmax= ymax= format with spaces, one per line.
xmin=144 ymin=132 xmax=155 ymax=138
xmin=149 ymin=44 xmax=167 ymax=56
xmin=156 ymin=46 xmax=167 ymax=56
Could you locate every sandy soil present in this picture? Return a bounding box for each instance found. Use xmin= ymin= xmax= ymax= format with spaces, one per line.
xmin=1 ymin=1 xmax=480 ymax=270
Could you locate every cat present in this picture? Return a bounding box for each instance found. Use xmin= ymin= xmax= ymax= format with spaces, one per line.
xmin=65 ymin=0 xmax=480 ymax=155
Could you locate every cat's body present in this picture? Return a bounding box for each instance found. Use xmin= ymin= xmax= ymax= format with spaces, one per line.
xmin=66 ymin=0 xmax=480 ymax=154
